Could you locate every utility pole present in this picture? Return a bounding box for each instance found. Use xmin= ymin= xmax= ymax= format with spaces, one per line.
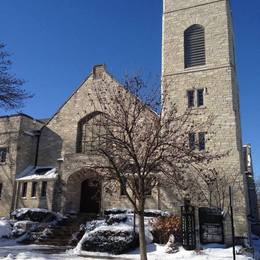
xmin=229 ymin=186 xmax=236 ymax=260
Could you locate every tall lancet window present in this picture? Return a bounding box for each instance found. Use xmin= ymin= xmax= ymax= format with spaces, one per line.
xmin=184 ymin=24 xmax=206 ymax=68
xmin=77 ymin=112 xmax=107 ymax=153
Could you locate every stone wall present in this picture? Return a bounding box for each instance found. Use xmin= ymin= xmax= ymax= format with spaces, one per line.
xmin=0 ymin=116 xmax=20 ymax=216
xmin=0 ymin=114 xmax=43 ymax=216
xmin=16 ymin=180 xmax=55 ymax=211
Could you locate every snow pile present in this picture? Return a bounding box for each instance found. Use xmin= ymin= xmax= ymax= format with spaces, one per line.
xmin=0 ymin=219 xmax=12 ymax=239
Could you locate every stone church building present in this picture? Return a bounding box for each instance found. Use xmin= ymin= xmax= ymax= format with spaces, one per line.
xmin=0 ymin=0 xmax=258 ymax=242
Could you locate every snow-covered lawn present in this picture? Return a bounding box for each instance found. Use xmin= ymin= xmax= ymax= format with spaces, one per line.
xmin=0 ymin=209 xmax=255 ymax=259
xmin=0 ymin=242 xmax=254 ymax=260
xmin=74 ymin=244 xmax=254 ymax=260
xmin=0 ymin=220 xmax=12 ymax=239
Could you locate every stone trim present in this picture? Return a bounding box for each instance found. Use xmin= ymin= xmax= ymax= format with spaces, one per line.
xmin=163 ymin=64 xmax=234 ymax=77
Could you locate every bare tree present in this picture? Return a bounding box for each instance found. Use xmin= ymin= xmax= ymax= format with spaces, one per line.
xmin=87 ymin=74 xmax=224 ymax=260
xmin=183 ymin=167 xmax=239 ymax=211
xmin=0 ymin=42 xmax=31 ymax=110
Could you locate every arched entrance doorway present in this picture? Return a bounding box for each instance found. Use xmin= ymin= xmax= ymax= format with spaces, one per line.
xmin=65 ymin=168 xmax=102 ymax=214
xmin=80 ymin=179 xmax=101 ymax=213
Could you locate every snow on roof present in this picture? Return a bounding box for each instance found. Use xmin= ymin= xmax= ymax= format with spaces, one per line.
xmin=16 ymin=166 xmax=58 ymax=181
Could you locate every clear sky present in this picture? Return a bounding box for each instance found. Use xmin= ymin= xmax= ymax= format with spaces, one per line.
xmin=0 ymin=0 xmax=260 ymax=175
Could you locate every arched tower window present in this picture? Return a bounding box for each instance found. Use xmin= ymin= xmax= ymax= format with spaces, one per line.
xmin=184 ymin=24 xmax=205 ymax=68
xmin=76 ymin=112 xmax=107 ymax=153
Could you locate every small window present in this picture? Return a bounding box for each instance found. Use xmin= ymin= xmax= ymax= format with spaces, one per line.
xmin=31 ymin=182 xmax=37 ymax=197
xmin=189 ymin=133 xmax=196 ymax=150
xmin=197 ymin=89 xmax=204 ymax=107
xmin=187 ymin=90 xmax=195 ymax=108
xmin=21 ymin=182 xmax=27 ymax=198
xmin=0 ymin=148 xmax=7 ymax=163
xmin=198 ymin=132 xmax=206 ymax=151
xmin=41 ymin=181 xmax=47 ymax=197
xmin=0 ymin=183 xmax=2 ymax=199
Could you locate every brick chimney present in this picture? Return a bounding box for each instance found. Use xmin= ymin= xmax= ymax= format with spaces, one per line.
xmin=93 ymin=64 xmax=106 ymax=80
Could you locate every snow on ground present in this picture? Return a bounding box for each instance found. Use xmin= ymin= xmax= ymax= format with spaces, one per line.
xmin=0 ymin=209 xmax=255 ymax=259
xmin=74 ymin=244 xmax=254 ymax=260
xmin=0 ymin=220 xmax=12 ymax=239
xmin=252 ymin=235 xmax=260 ymax=259
xmin=0 ymin=242 xmax=253 ymax=260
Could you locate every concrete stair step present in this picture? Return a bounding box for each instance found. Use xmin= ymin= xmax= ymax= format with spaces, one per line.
xmin=23 ymin=214 xmax=98 ymax=246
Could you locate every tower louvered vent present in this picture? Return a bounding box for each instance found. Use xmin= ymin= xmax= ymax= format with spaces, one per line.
xmin=184 ymin=25 xmax=205 ymax=68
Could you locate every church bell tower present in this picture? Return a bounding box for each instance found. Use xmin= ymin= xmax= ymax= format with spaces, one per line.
xmin=162 ymin=0 xmax=249 ymax=238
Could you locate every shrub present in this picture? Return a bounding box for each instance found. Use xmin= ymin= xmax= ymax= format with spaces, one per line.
xmin=81 ymin=225 xmax=139 ymax=254
xmin=150 ymin=215 xmax=181 ymax=244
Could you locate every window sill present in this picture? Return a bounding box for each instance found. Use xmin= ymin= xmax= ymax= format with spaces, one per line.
xmin=188 ymin=106 xmax=207 ymax=110
xmin=184 ymin=64 xmax=207 ymax=72
xmin=21 ymin=197 xmax=27 ymax=200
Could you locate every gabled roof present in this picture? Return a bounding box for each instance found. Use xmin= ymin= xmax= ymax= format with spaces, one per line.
xmin=44 ymin=64 xmax=116 ymax=126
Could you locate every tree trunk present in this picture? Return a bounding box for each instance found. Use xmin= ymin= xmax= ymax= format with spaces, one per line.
xmin=137 ymin=212 xmax=147 ymax=260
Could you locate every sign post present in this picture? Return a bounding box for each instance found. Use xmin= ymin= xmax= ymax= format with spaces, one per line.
xmin=229 ymin=186 xmax=236 ymax=260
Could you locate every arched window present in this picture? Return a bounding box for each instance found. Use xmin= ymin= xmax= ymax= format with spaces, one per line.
xmin=184 ymin=24 xmax=205 ymax=68
xmin=76 ymin=112 xmax=107 ymax=153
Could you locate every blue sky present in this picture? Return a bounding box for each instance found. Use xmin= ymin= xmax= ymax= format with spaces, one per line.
xmin=0 ymin=0 xmax=260 ymax=175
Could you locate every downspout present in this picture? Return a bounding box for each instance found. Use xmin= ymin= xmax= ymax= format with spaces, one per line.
xmin=34 ymin=129 xmax=42 ymax=167
xmin=13 ymin=182 xmax=20 ymax=214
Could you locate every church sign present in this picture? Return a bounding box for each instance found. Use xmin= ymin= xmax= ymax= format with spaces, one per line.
xmin=199 ymin=207 xmax=224 ymax=244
